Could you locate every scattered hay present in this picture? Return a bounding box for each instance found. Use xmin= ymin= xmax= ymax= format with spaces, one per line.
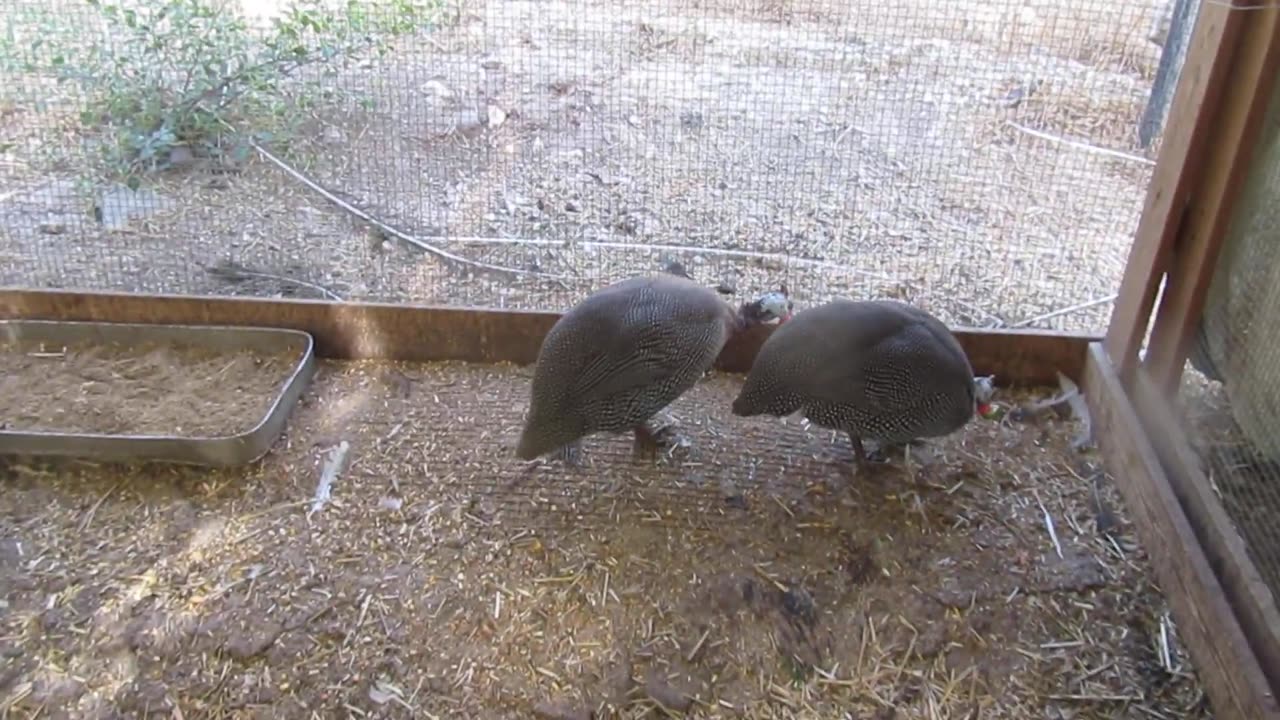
xmin=0 ymin=360 xmax=1208 ymax=717
xmin=0 ymin=338 xmax=302 ymax=436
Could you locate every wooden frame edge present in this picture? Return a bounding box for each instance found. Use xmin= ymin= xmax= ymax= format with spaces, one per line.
xmin=1129 ymin=367 xmax=1280 ymax=692
xmin=0 ymin=288 xmax=1097 ymax=384
xmin=1083 ymin=342 xmax=1280 ymax=720
xmin=1106 ymin=0 xmax=1246 ymax=373
xmin=1143 ymin=3 xmax=1280 ymax=392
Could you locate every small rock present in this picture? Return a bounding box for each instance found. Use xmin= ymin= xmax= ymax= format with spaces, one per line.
xmin=167 ymin=145 xmax=196 ymax=167
xmin=1032 ymin=552 xmax=1107 ymax=594
xmin=95 ymin=184 xmax=173 ymax=230
xmin=30 ymin=671 xmax=86 ymax=707
xmin=115 ymin=679 xmax=170 ymax=714
xmin=486 ymin=105 xmax=508 ymax=128
xmin=603 ymin=650 xmax=634 ymax=705
xmin=424 ymin=79 xmax=454 ymax=99
xmin=843 ymin=540 xmax=878 ymax=585
xmin=454 ymin=110 xmax=486 ymax=136
xmin=914 ymin=623 xmax=948 ymax=659
xmin=645 ymin=671 xmax=693 ymax=713
xmin=37 ymin=222 xmax=66 ymax=235
xmin=223 ymin=620 xmax=283 ymax=659
xmin=38 ymin=606 xmax=71 ymax=632
xmin=626 ymin=114 xmax=641 ymax=127
xmin=532 ymin=699 xmax=591 ymax=720
xmin=664 ymin=260 xmax=691 ymax=278
xmin=368 ymin=678 xmax=405 ymax=705
xmin=680 ymin=111 xmax=704 ymax=129
xmin=780 ymin=586 xmax=817 ymax=627
xmin=480 ymin=57 xmax=503 ymax=70
xmin=378 ymin=496 xmax=403 ymax=512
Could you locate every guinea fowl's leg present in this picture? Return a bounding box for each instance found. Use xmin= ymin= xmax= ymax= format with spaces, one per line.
xmin=864 ymin=440 xmax=892 ymax=464
xmin=632 ymin=409 xmax=689 ymax=460
xmin=632 ymin=424 xmax=661 ymax=460
xmin=848 ymin=433 xmax=869 ymax=469
xmin=554 ymin=439 xmax=584 ymax=467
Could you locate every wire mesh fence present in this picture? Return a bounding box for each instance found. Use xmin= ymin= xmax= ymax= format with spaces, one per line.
xmin=1179 ymin=70 xmax=1280 ymax=659
xmin=1 ymin=0 xmax=1186 ymax=331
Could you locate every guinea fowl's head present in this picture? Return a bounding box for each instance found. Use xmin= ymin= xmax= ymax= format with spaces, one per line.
xmin=973 ymin=375 xmax=997 ymax=417
xmin=736 ymin=283 xmax=793 ymax=330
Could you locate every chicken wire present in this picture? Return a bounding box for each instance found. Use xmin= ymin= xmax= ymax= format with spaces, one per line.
xmin=1180 ymin=70 xmax=1280 ymax=642
xmin=0 ymin=0 xmax=1186 ymax=331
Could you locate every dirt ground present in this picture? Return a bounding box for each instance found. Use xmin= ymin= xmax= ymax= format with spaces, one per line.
xmin=1 ymin=0 xmax=1161 ymax=332
xmin=0 ymin=361 xmax=1209 ymax=718
xmin=0 ymin=339 xmax=304 ymax=437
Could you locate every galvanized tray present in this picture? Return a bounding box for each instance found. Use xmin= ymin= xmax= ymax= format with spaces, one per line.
xmin=0 ymin=320 xmax=315 ymax=467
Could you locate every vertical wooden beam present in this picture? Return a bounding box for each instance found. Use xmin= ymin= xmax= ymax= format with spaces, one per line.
xmin=1105 ymin=1 xmax=1245 ymax=376
xmin=1129 ymin=366 xmax=1280 ymax=693
xmin=1083 ymin=344 xmax=1280 ymax=720
xmin=1143 ymin=6 xmax=1280 ymax=392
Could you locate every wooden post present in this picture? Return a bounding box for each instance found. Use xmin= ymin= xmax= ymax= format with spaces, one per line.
xmin=1104 ymin=1 xmax=1246 ymax=376
xmin=1129 ymin=366 xmax=1280 ymax=694
xmin=1083 ymin=344 xmax=1280 ymax=720
xmin=1142 ymin=5 xmax=1280 ymax=392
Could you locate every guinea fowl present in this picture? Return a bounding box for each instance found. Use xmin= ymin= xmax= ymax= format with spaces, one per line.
xmin=731 ymin=299 xmax=994 ymax=470
xmin=516 ymin=274 xmax=793 ymax=464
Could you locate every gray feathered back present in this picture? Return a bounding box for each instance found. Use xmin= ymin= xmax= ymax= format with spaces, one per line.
xmin=732 ymin=299 xmax=977 ymax=443
xmin=516 ymin=274 xmax=740 ymax=460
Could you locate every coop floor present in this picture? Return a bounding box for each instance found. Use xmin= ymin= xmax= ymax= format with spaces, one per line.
xmin=0 ymin=361 xmax=1207 ymax=718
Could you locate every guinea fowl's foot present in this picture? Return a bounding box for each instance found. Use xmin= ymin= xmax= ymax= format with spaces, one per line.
xmin=554 ymin=440 xmax=584 ymax=467
xmin=632 ymin=413 xmax=690 ymax=461
xmin=848 ymin=434 xmax=872 ymax=475
xmin=864 ymin=444 xmax=892 ymax=464
xmin=864 ymin=440 xmax=930 ymax=464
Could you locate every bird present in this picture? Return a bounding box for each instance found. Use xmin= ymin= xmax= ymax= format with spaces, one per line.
xmin=516 ymin=273 xmax=793 ymax=465
xmin=730 ymin=298 xmax=993 ymax=472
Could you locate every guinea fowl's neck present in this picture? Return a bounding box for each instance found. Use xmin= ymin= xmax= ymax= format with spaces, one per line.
xmin=730 ymin=302 xmax=757 ymax=334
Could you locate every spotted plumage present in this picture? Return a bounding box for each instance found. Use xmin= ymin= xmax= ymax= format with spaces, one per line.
xmin=732 ymin=299 xmax=985 ymax=468
xmin=517 ymin=274 xmax=791 ymax=463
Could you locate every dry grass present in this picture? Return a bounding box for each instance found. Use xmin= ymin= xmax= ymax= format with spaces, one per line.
xmin=0 ymin=360 xmax=1209 ymax=718
xmin=1 ymin=0 xmax=1164 ymax=333
xmin=0 ymin=337 xmax=304 ymax=436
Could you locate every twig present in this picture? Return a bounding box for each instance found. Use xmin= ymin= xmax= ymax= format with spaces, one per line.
xmin=1047 ymin=693 xmax=1142 ymax=702
xmin=309 ymin=441 xmax=351 ymax=517
xmin=1034 ymin=489 xmax=1063 ymax=559
xmin=1007 ymin=121 xmax=1156 ymax=166
xmin=232 ymin=130 xmax=567 ymax=282
xmin=1058 ymin=371 xmax=1093 ymax=450
xmin=400 ymin=234 xmax=895 ymax=281
xmin=1158 ymin=613 xmax=1174 ymax=672
xmin=1008 ymin=294 xmax=1119 ymax=328
xmin=204 ymin=260 xmax=343 ymax=301
xmin=78 ymin=482 xmax=120 ymax=533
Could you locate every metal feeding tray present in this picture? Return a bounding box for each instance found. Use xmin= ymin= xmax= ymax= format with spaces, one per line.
xmin=0 ymin=320 xmax=315 ymax=467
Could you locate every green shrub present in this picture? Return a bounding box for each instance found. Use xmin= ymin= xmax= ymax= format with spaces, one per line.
xmin=33 ymin=0 xmax=444 ymax=183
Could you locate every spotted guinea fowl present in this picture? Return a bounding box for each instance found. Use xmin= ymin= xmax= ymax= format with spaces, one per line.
xmin=516 ymin=274 xmax=792 ymax=464
xmin=731 ymin=299 xmax=994 ymax=469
